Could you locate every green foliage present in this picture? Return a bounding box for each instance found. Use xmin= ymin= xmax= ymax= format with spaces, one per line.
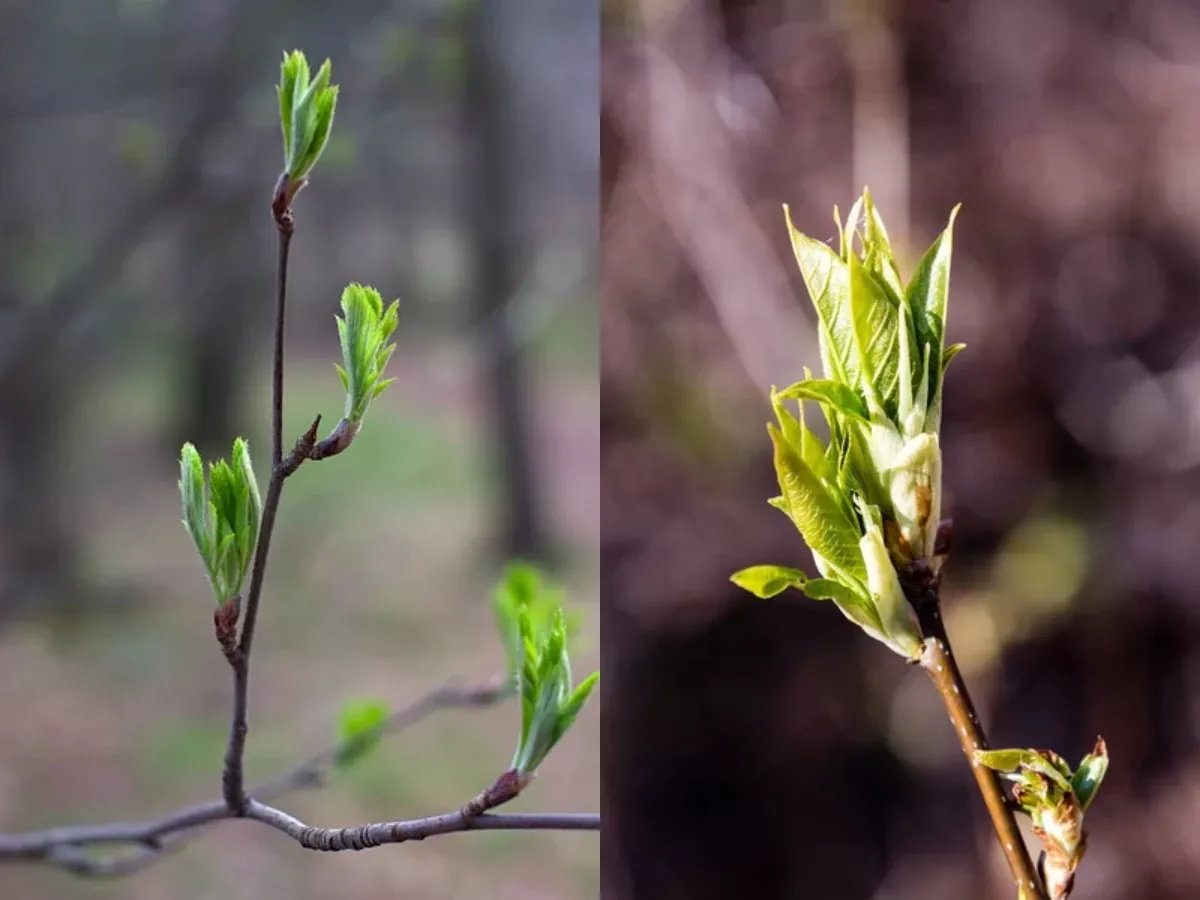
xmin=976 ymin=739 xmax=1109 ymax=894
xmin=730 ymin=564 xmax=809 ymax=599
xmin=734 ymin=189 xmax=965 ymax=659
xmin=769 ymin=424 xmax=866 ymax=583
xmin=178 ymin=439 xmax=262 ymax=604
xmin=491 ymin=563 xmax=597 ymax=776
xmin=1071 ymin=742 xmax=1109 ymax=812
xmin=510 ymin=608 xmax=599 ymax=776
xmin=492 ymin=561 xmax=579 ymax=681
xmin=334 ymin=283 xmax=400 ymax=423
xmin=334 ymin=698 xmax=391 ymax=767
xmin=278 ymin=50 xmax=339 ymax=183
xmin=782 ymin=190 xmax=960 ymax=552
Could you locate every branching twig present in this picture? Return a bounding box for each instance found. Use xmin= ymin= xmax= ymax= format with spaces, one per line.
xmin=255 ymin=679 xmax=510 ymax=797
xmin=902 ymin=562 xmax=1047 ymax=900
xmin=0 ymin=679 xmax=595 ymax=878
xmin=6 ymin=44 xmax=602 ymax=887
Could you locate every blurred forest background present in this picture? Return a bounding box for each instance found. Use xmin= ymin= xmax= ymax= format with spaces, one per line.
xmin=602 ymin=0 xmax=1200 ymax=898
xmin=0 ymin=1 xmax=598 ymax=898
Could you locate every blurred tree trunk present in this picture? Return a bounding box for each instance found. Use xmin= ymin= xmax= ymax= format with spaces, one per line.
xmin=461 ymin=1 xmax=548 ymax=563
xmin=171 ymin=179 xmax=262 ymax=459
xmin=0 ymin=0 xmax=243 ymax=621
xmin=0 ymin=9 xmax=82 ymax=622
xmin=0 ymin=345 xmax=81 ymax=621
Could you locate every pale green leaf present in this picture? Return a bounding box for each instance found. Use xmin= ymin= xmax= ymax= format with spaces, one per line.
xmin=554 ymin=671 xmax=599 ymax=742
xmin=769 ymin=424 xmax=866 ymax=581
xmin=973 ymin=748 xmax=1041 ymax=773
xmin=942 ymin=342 xmax=966 ymax=370
xmin=860 ymin=188 xmax=905 ymax=304
xmin=730 ymin=564 xmax=809 ymax=599
xmin=297 ymin=81 xmax=337 ymax=178
xmin=840 ymin=195 xmax=864 ymax=263
xmin=784 ymin=205 xmax=860 ymax=388
xmin=778 ymin=378 xmax=869 ymax=425
xmin=847 ymin=252 xmax=901 ymax=420
xmin=231 ymin=438 xmax=260 ymax=542
xmin=278 ymin=53 xmax=297 ymax=158
xmin=371 ymin=376 xmax=397 ymax=400
xmin=770 ymin=387 xmax=834 ymax=485
xmin=906 ymin=205 xmax=960 ymax=394
xmin=800 ymin=577 xmax=864 ymax=606
xmin=178 ymin=443 xmax=209 ymax=562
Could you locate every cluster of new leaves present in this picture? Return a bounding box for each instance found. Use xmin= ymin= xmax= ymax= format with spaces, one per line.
xmin=491 ymin=563 xmax=597 ymax=777
xmin=279 ymin=50 xmax=338 ymax=185
xmin=179 ymin=439 xmax=262 ymax=605
xmin=325 ymin=565 xmax=598 ymax=781
xmin=335 ymin=283 xmax=400 ymax=424
xmin=732 ymin=189 xmax=961 ymax=659
xmin=976 ymin=740 xmax=1109 ymax=899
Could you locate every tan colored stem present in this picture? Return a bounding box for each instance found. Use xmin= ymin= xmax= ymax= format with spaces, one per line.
xmin=920 ymin=636 xmax=1044 ymax=898
xmin=904 ymin=569 xmax=1046 ymax=899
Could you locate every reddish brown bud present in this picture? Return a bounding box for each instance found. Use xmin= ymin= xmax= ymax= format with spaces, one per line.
xmin=214 ymin=595 xmax=242 ymax=660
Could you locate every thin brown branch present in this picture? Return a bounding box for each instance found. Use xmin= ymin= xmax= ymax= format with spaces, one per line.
xmin=0 ymin=679 xmax=580 ymax=877
xmin=221 ymin=197 xmax=297 ymax=814
xmin=902 ymin=564 xmax=1046 ymax=900
xmin=254 ymin=679 xmax=511 ymax=797
xmin=271 ymin=204 xmax=294 ymax=467
xmin=245 ymin=801 xmax=598 ymax=852
xmin=220 ymin=468 xmax=280 ymax=812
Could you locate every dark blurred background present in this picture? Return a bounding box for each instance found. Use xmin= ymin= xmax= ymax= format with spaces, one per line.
xmin=0 ymin=2 xmax=598 ymax=898
xmin=601 ymin=1 xmax=1200 ymax=898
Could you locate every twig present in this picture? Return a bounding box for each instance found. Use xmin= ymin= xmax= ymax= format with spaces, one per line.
xmin=902 ymin=563 xmax=1046 ymax=900
xmin=220 ymin=192 xmax=297 ymax=814
xmin=270 ymin=211 xmax=293 ymax=467
xmin=0 ymin=679 xmax=595 ymax=877
xmin=245 ymin=801 xmax=598 ymax=852
xmin=255 ymin=679 xmax=510 ymax=797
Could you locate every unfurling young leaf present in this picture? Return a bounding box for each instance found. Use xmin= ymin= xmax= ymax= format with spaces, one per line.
xmin=975 ymin=740 xmax=1109 ymax=899
xmin=730 ymin=565 xmax=809 ymax=599
xmin=504 ymin=594 xmax=598 ymax=777
xmin=1071 ymin=737 xmax=1109 ymax=811
xmin=859 ymin=188 xmax=904 ymax=304
xmin=736 ymin=190 xmax=969 ymax=660
xmin=178 ymin=439 xmax=262 ymax=605
xmin=769 ymin=425 xmax=866 ymax=583
xmin=492 ymin=560 xmax=573 ymax=681
xmin=180 ymin=443 xmax=209 ymax=569
xmin=334 ymin=697 xmax=390 ymax=767
xmin=859 ymin=521 xmax=922 ymax=658
xmin=278 ymin=50 xmax=339 ymax=185
xmin=973 ymin=748 xmax=1044 ymax=775
xmin=906 ymin=205 xmax=960 ymax=433
xmin=784 ymin=205 xmax=859 ymax=391
xmin=335 ymin=283 xmax=400 ymax=423
xmin=777 ymin=378 xmax=870 ymax=425
xmin=847 ymin=251 xmax=902 ymax=420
